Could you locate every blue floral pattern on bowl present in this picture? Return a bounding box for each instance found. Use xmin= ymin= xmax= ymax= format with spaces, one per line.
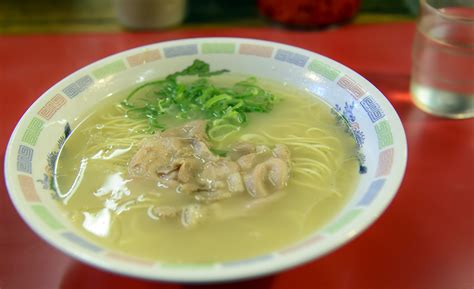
xmin=332 ymin=101 xmax=367 ymax=174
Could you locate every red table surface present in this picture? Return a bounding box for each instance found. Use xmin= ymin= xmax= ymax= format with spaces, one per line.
xmin=1 ymin=23 xmax=473 ymax=289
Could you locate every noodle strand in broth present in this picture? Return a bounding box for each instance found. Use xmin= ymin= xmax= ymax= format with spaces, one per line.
xmin=55 ymin=75 xmax=360 ymax=262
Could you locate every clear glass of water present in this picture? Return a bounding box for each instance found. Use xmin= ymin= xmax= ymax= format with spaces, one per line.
xmin=410 ymin=0 xmax=474 ymax=119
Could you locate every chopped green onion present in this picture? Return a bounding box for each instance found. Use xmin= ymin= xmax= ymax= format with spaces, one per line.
xmin=208 ymin=124 xmax=240 ymax=141
xmin=203 ymin=94 xmax=232 ymax=109
xmin=121 ymin=59 xmax=277 ymax=141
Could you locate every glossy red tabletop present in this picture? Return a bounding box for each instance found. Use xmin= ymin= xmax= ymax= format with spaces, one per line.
xmin=1 ymin=23 xmax=473 ymax=289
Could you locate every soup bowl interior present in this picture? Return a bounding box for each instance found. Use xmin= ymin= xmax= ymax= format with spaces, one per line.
xmin=4 ymin=38 xmax=407 ymax=282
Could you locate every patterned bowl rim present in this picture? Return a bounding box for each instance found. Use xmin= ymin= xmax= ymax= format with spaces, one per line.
xmin=4 ymin=37 xmax=407 ymax=283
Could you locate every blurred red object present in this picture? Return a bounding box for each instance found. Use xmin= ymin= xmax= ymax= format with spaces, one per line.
xmin=258 ymin=0 xmax=361 ymax=28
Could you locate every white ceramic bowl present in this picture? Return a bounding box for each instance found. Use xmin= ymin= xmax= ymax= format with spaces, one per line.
xmin=4 ymin=38 xmax=407 ymax=282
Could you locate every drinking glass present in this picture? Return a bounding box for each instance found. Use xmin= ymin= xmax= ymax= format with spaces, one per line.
xmin=410 ymin=0 xmax=474 ymax=119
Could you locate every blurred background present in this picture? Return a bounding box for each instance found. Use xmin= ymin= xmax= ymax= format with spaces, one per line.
xmin=2 ymin=1 xmax=474 ymax=289
xmin=0 ymin=0 xmax=419 ymax=34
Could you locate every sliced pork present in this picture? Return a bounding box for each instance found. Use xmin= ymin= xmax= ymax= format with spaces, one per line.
xmin=129 ymin=120 xmax=291 ymax=227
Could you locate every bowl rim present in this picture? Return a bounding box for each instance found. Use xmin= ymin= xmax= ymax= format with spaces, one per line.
xmin=4 ymin=37 xmax=408 ymax=283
